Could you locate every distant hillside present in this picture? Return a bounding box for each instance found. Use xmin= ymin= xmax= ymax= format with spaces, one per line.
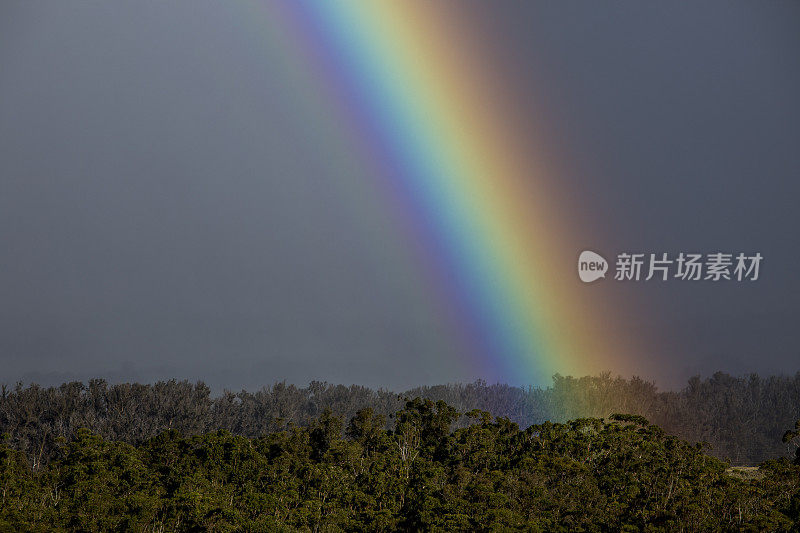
xmin=1 ymin=372 xmax=799 ymax=467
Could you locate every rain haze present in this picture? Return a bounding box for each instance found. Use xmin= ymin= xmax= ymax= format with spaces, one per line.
xmin=1 ymin=1 xmax=799 ymax=392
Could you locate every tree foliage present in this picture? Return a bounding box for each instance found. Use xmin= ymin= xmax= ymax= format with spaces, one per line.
xmin=0 ymin=398 xmax=799 ymax=531
xmin=3 ymin=373 xmax=800 ymax=468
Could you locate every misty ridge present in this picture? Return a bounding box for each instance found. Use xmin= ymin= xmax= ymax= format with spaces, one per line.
xmin=3 ymin=371 xmax=800 ymax=469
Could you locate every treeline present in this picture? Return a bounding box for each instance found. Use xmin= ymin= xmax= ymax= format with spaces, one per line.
xmin=1 ymin=372 xmax=800 ymax=468
xmin=1 ymin=399 xmax=800 ymax=531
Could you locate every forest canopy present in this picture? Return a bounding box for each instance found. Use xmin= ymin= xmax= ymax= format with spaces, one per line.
xmin=2 ymin=374 xmax=800 ymax=530
xmin=2 ymin=372 xmax=799 ymax=467
xmin=0 ymin=395 xmax=799 ymax=531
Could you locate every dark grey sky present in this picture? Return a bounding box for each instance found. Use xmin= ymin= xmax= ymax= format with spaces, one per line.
xmin=1 ymin=1 xmax=799 ymax=391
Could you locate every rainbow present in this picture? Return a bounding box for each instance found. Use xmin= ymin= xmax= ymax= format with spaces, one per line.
xmin=239 ymin=1 xmax=642 ymax=384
